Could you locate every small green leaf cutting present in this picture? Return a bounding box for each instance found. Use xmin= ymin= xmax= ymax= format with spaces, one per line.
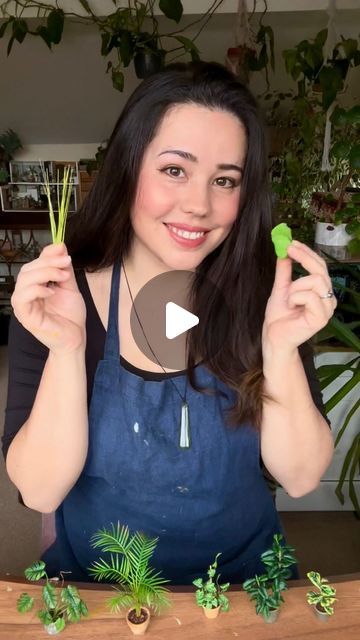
xmin=271 ymin=223 xmax=293 ymax=259
xmin=41 ymin=162 xmax=74 ymax=243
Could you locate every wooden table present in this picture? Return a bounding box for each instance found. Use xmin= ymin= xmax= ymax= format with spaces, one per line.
xmin=1 ymin=575 xmax=359 ymax=639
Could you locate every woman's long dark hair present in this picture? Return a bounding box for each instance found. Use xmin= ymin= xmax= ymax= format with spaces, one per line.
xmin=66 ymin=61 xmax=276 ymax=429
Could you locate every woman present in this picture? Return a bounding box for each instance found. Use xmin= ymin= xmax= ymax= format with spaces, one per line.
xmin=2 ymin=62 xmax=335 ymax=583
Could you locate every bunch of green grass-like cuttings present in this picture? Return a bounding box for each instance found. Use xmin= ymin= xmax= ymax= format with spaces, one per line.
xmin=41 ymin=162 xmax=73 ymax=243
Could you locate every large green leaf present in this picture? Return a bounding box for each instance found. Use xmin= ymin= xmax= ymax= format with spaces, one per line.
xmin=335 ymin=397 xmax=360 ymax=446
xmin=24 ymin=561 xmax=47 ymax=581
xmin=335 ymin=433 xmax=360 ymax=515
xmin=17 ymin=593 xmax=34 ymax=613
xmin=12 ymin=18 xmax=27 ymax=44
xmin=349 ymin=144 xmax=360 ymax=169
xmin=42 ymin=583 xmax=57 ymax=611
xmin=47 ymin=9 xmax=64 ymax=45
xmin=159 ymin=0 xmax=183 ymax=23
xmin=325 ymin=368 xmax=360 ymax=413
xmin=327 ymin=316 xmax=360 ymax=352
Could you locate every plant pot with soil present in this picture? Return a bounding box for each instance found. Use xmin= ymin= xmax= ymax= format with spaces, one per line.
xmin=89 ymin=522 xmax=171 ymax=635
xmin=193 ymin=552 xmax=230 ymax=619
xmin=306 ymin=571 xmax=337 ymax=621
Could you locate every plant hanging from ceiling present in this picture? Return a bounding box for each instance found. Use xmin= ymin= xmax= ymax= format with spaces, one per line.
xmin=0 ymin=0 xmax=225 ymax=91
xmin=225 ymin=0 xmax=274 ymax=88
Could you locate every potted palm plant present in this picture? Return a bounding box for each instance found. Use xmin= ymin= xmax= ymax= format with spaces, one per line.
xmin=88 ymin=522 xmax=170 ymax=635
xmin=243 ymin=533 xmax=297 ymax=623
xmin=192 ymin=552 xmax=230 ymax=619
xmin=16 ymin=561 xmax=88 ymax=635
xmin=306 ymin=571 xmax=337 ymax=621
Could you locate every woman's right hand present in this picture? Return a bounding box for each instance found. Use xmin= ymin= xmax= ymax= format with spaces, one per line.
xmin=11 ymin=242 xmax=87 ymax=353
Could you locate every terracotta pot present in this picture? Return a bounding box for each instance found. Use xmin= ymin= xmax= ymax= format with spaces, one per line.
xmin=263 ymin=608 xmax=279 ymax=623
xmin=203 ymin=605 xmax=221 ymax=619
xmin=313 ymin=604 xmax=330 ymax=621
xmin=126 ymin=607 xmax=151 ymax=635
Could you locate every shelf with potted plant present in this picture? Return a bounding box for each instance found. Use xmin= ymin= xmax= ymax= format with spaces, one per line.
xmin=269 ymin=27 xmax=360 ymax=252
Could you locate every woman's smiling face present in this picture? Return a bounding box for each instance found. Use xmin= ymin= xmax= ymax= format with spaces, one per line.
xmin=130 ymin=103 xmax=248 ymax=271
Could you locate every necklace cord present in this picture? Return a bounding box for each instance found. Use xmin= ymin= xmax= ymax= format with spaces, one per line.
xmin=121 ymin=260 xmax=188 ymax=402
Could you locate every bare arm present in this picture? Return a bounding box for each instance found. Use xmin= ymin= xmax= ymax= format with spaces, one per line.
xmin=6 ymin=347 xmax=88 ymax=513
xmin=5 ymin=242 xmax=88 ymax=513
xmin=261 ymin=348 xmax=334 ymax=498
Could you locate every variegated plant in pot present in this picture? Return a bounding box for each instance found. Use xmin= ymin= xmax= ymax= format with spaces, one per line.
xmin=193 ymin=552 xmax=230 ymax=619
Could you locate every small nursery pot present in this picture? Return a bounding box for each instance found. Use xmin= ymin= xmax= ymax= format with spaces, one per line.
xmin=263 ymin=608 xmax=279 ymax=623
xmin=203 ymin=605 xmax=221 ymax=619
xmin=313 ymin=604 xmax=330 ymax=622
xmin=44 ymin=617 xmax=65 ymax=635
xmin=126 ymin=607 xmax=151 ymax=635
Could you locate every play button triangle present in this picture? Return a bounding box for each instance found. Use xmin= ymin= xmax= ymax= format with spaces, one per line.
xmin=165 ymin=302 xmax=199 ymax=340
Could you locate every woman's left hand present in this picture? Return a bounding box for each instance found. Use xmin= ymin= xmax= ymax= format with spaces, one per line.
xmin=262 ymin=240 xmax=337 ymax=356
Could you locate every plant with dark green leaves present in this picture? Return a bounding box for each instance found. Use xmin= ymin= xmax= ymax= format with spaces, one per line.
xmin=16 ymin=560 xmax=88 ymax=634
xmin=314 ymin=258 xmax=360 ymax=516
xmin=242 ymin=573 xmax=283 ymax=620
xmin=283 ymin=28 xmax=360 ymax=111
xmin=88 ymin=522 xmax=170 ymax=622
xmin=0 ymin=0 xmax=224 ymax=91
xmin=226 ymin=2 xmax=274 ymax=90
xmin=306 ymin=571 xmax=337 ymax=615
xmin=192 ymin=553 xmax=230 ymax=612
xmin=243 ymin=534 xmax=297 ymax=621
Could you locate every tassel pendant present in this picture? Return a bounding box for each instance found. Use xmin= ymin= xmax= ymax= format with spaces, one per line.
xmin=179 ymin=401 xmax=190 ymax=448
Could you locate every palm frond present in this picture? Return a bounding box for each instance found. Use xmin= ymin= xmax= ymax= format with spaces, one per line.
xmin=107 ymin=591 xmax=134 ymax=614
xmin=90 ymin=522 xmax=133 ymax=555
xmin=128 ymin=532 xmax=159 ymax=586
xmin=88 ymin=555 xmax=128 ymax=584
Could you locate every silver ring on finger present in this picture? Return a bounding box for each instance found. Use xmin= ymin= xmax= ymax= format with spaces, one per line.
xmin=319 ymin=289 xmax=335 ymax=299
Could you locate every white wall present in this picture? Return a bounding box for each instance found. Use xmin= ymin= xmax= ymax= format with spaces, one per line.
xmin=1 ymin=7 xmax=359 ymax=157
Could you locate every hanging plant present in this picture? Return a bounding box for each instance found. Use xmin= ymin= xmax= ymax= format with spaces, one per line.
xmin=225 ymin=0 xmax=274 ymax=88
xmin=0 ymin=0 xmax=225 ymax=90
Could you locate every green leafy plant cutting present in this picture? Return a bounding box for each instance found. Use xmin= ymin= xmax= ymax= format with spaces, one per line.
xmin=243 ymin=533 xmax=297 ymax=623
xmin=306 ymin=571 xmax=337 ymax=616
xmin=271 ymin=222 xmax=293 ymax=258
xmin=193 ymin=552 xmax=230 ymax=617
xmin=41 ymin=162 xmax=73 ymax=243
xmin=16 ymin=560 xmax=88 ymax=635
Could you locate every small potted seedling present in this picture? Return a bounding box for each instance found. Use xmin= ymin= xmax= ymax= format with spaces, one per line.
xmin=243 ymin=533 xmax=297 ymax=623
xmin=89 ymin=522 xmax=171 ymax=635
xmin=193 ymin=552 xmax=230 ymax=619
xmin=16 ymin=560 xmax=88 ymax=635
xmin=306 ymin=571 xmax=337 ymax=621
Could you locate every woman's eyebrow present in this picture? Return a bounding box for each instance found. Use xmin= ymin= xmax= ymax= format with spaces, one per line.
xmin=158 ymin=149 xmax=243 ymax=174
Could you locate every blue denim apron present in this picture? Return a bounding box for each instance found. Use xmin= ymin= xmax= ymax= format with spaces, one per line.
xmin=43 ymin=261 xmax=297 ymax=584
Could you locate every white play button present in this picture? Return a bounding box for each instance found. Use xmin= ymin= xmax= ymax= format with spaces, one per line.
xmin=165 ymin=302 xmax=199 ymax=340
